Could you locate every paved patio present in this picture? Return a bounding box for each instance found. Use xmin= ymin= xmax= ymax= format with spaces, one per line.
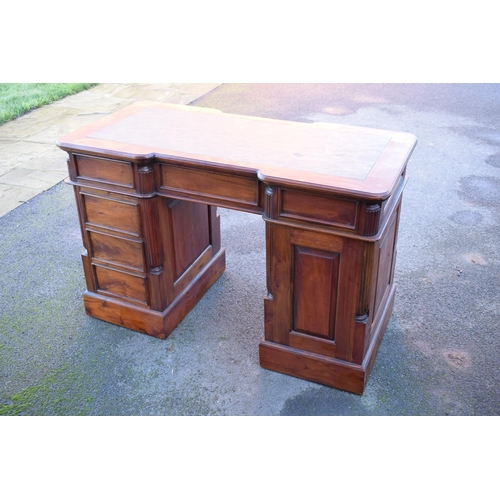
xmin=0 ymin=83 xmax=220 ymax=217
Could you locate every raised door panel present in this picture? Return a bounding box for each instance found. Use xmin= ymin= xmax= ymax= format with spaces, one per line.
xmin=292 ymin=246 xmax=339 ymax=339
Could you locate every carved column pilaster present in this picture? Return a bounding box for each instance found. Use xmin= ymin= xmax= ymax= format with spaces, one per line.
xmin=264 ymin=186 xmax=274 ymax=219
xmin=136 ymin=160 xmax=156 ymax=197
xmin=139 ymin=196 xmax=166 ymax=310
xmin=356 ymin=243 xmax=374 ymax=321
xmin=364 ymin=203 xmax=381 ymax=237
xmin=263 ymin=187 xmax=274 ymax=297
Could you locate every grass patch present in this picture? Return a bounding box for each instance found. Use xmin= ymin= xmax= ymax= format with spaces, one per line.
xmin=0 ymin=83 xmax=98 ymax=125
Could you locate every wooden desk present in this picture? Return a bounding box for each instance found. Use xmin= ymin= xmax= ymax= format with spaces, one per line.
xmin=57 ymin=102 xmax=417 ymax=394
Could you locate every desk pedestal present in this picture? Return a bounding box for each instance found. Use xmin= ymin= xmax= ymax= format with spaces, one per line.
xmin=71 ymin=184 xmax=225 ymax=340
xmin=260 ymin=198 xmax=402 ymax=394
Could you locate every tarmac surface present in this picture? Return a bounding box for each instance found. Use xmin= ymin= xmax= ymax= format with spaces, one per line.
xmin=0 ymin=83 xmax=499 ymax=415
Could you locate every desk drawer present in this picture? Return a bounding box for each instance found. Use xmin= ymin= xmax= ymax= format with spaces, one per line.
xmin=82 ymin=190 xmax=141 ymax=236
xmin=74 ymin=155 xmax=134 ymax=188
xmin=159 ymin=163 xmax=259 ymax=207
xmin=279 ymin=189 xmax=358 ymax=230
xmin=95 ymin=265 xmax=148 ymax=305
xmin=89 ymin=231 xmax=145 ymax=272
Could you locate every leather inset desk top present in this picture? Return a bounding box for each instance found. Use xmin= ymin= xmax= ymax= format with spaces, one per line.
xmin=89 ymin=106 xmax=391 ymax=181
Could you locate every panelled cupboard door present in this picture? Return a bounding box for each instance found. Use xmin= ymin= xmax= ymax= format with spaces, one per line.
xmin=265 ymin=223 xmax=363 ymax=362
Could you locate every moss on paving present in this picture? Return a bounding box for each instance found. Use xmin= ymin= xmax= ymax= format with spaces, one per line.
xmin=0 ymin=364 xmax=94 ymax=416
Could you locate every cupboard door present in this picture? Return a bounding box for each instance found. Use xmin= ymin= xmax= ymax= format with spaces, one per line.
xmin=265 ymin=224 xmax=362 ymax=361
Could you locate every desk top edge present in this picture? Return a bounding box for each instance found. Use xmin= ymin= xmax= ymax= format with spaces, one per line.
xmin=57 ymin=101 xmax=417 ymax=199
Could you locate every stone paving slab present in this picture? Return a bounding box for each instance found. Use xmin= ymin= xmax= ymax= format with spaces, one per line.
xmin=0 ymin=183 xmax=41 ymax=216
xmin=0 ymin=167 xmax=66 ymax=191
xmin=0 ymin=83 xmax=221 ymax=218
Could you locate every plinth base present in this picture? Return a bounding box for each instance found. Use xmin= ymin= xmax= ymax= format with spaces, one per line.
xmin=83 ymin=249 xmax=226 ymax=339
xmin=259 ymin=284 xmax=396 ymax=394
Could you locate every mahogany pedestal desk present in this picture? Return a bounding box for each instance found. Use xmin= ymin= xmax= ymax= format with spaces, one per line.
xmin=57 ymin=102 xmax=417 ymax=395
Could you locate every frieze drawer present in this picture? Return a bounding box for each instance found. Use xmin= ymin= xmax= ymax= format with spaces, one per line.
xmin=159 ymin=163 xmax=259 ymax=209
xmin=278 ymin=189 xmax=358 ymax=230
xmin=74 ymin=155 xmax=134 ymax=188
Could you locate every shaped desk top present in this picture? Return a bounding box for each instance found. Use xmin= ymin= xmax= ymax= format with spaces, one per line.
xmin=58 ymin=101 xmax=417 ymax=200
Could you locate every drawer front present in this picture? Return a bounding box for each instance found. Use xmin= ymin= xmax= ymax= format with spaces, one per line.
xmin=83 ymin=192 xmax=140 ymax=236
xmin=95 ymin=266 xmax=147 ymax=304
xmin=74 ymin=155 xmax=134 ymax=188
xmin=159 ymin=163 xmax=259 ymax=206
xmin=279 ymin=189 xmax=358 ymax=230
xmin=89 ymin=231 xmax=145 ymax=272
